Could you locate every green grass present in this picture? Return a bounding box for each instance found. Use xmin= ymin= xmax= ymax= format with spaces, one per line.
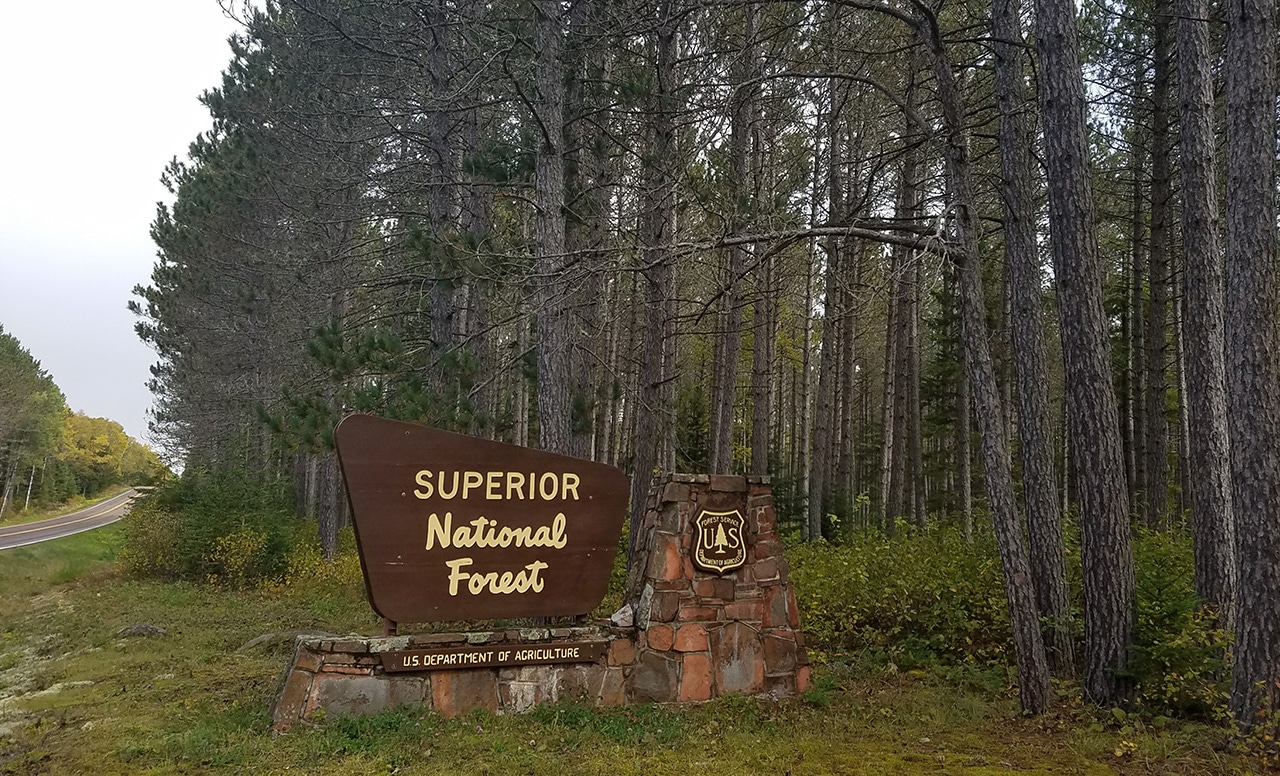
xmin=0 ymin=524 xmax=124 ymax=607
xmin=0 ymin=527 xmax=1266 ymax=775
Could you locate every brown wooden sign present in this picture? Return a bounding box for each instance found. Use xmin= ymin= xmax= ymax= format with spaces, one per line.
xmin=380 ymin=641 xmax=607 ymax=673
xmin=334 ymin=414 xmax=629 ymax=623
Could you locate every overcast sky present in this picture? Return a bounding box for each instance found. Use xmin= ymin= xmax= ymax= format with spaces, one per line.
xmin=0 ymin=2 xmax=242 ymax=448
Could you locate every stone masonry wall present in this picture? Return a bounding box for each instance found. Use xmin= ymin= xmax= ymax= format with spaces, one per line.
xmin=624 ymin=474 xmax=810 ymax=703
xmin=271 ymin=474 xmax=807 ymax=731
xmin=271 ymin=626 xmax=635 ymax=732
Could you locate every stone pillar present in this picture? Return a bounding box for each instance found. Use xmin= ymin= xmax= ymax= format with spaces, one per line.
xmin=625 ymin=474 xmax=809 ymax=703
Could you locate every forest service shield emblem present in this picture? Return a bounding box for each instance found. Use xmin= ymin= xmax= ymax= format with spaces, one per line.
xmin=692 ymin=509 xmax=747 ymax=575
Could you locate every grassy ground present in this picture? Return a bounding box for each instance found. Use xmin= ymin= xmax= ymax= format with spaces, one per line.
xmin=0 ymin=486 xmax=132 ymax=528
xmin=0 ymin=527 xmax=1267 ymax=775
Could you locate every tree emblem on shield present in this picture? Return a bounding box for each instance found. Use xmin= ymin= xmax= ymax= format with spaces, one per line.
xmin=692 ymin=509 xmax=747 ymax=575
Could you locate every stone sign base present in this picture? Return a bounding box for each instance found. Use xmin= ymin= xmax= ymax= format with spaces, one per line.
xmin=271 ymin=474 xmax=808 ymax=731
xmin=271 ymin=626 xmax=633 ymax=731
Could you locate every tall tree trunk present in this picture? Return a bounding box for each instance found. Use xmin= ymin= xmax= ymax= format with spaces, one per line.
xmin=1129 ymin=130 xmax=1148 ymax=521
xmin=317 ymin=453 xmax=340 ymax=559
xmin=709 ymin=262 xmax=744 ymax=474
xmin=838 ymin=240 xmax=859 ymax=510
xmin=596 ymin=271 xmax=622 ymax=464
xmin=710 ymin=5 xmax=759 ymax=475
xmin=798 ymin=115 xmax=822 ymax=516
xmin=533 ymin=0 xmax=573 ymax=456
xmin=1145 ymin=11 xmax=1172 ymax=531
xmin=914 ymin=14 xmax=1050 ymax=713
xmin=883 ymin=73 xmax=920 ymax=530
xmin=750 ymin=252 xmax=774 ymax=476
xmin=887 ymin=242 xmax=913 ymax=527
xmin=879 ymin=269 xmax=899 ymax=533
xmin=1172 ymin=275 xmax=1192 ymax=518
xmin=23 ymin=463 xmax=35 ymax=512
xmin=892 ymin=267 xmax=913 ymax=525
xmin=515 ymin=309 xmax=531 ymax=448
xmin=457 ymin=88 xmax=494 ymax=438
xmin=661 ymin=269 xmax=678 ymax=474
xmin=306 ymin=452 xmax=319 ymax=522
xmin=993 ymin=0 xmax=1074 ymax=677
xmin=425 ymin=0 xmax=458 ymax=393
xmin=799 ymin=257 xmax=813 ymax=502
xmin=957 ymin=326 xmax=973 ymax=541
xmin=1176 ymin=0 xmax=1236 ymax=628
xmin=628 ymin=4 xmax=678 ymax=561
xmin=909 ymin=256 xmax=925 ymax=528
xmin=809 ymin=243 xmax=840 ymax=541
xmin=1035 ymin=0 xmax=1136 ymax=706
xmin=808 ymin=79 xmax=843 ymax=541
xmin=1224 ymin=0 xmax=1280 ymax=729
xmin=888 ymin=250 xmax=913 ymax=527
xmin=292 ymin=449 xmax=307 ymax=520
xmin=783 ymin=344 xmax=794 ymax=480
xmin=564 ymin=0 xmax=610 ymax=461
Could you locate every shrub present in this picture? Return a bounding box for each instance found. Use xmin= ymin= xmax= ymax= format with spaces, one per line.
xmin=788 ymin=526 xmax=1011 ymax=668
xmin=120 ymin=469 xmax=296 ymax=586
xmin=117 ymin=497 xmax=183 ymax=579
xmin=278 ymin=531 xmax=364 ymax=589
xmin=206 ymin=527 xmax=271 ymax=587
xmin=785 ymin=520 xmax=1231 ymax=717
xmin=1130 ymin=528 xmax=1230 ymax=717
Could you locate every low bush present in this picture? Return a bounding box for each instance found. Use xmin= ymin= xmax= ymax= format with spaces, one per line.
xmin=1130 ymin=528 xmax=1230 ymax=718
xmin=277 ymin=533 xmax=364 ymax=589
xmin=206 ymin=527 xmax=272 ymax=587
xmin=787 ymin=520 xmax=1232 ymax=719
xmin=116 ymin=498 xmax=183 ymax=579
xmin=788 ymin=526 xmax=1011 ymax=668
xmin=120 ymin=469 xmax=296 ymax=586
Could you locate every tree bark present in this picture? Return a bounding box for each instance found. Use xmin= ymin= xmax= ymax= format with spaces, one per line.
xmin=533 ymin=0 xmax=574 ymax=456
xmin=317 ymin=452 xmax=340 ymax=559
xmin=879 ymin=265 xmax=898 ymax=533
xmin=799 ymin=221 xmax=815 ymax=509
xmin=22 ymin=463 xmax=35 ymax=512
xmin=629 ymin=3 xmax=679 ymax=561
xmin=807 ymin=76 xmax=844 ymax=541
xmin=909 ymin=255 xmax=925 ymax=528
xmin=909 ymin=8 xmax=1051 ymax=713
xmin=957 ymin=324 xmax=973 ymax=542
xmin=993 ymin=0 xmax=1074 ymax=677
xmin=1128 ymin=129 xmax=1148 ymax=521
xmin=838 ymin=238 xmax=859 ymax=511
xmin=709 ymin=258 xmax=744 ymax=473
xmin=808 ymin=241 xmax=839 ymax=540
xmin=750 ymin=252 xmax=774 ymax=476
xmin=1144 ymin=10 xmax=1172 ymax=531
xmin=883 ymin=68 xmax=920 ymax=530
xmin=1035 ymin=0 xmax=1136 ymax=706
xmin=1176 ymin=0 xmax=1236 ymax=628
xmin=1224 ymin=0 xmax=1280 ymax=729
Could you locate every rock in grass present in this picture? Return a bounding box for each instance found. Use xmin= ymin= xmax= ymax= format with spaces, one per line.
xmin=117 ymin=624 xmax=166 ymax=638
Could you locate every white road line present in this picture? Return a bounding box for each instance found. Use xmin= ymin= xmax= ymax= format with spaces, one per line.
xmin=0 ymin=492 xmax=135 ymax=550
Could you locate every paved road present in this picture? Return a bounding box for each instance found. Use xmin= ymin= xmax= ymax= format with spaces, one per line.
xmin=0 ymin=490 xmax=137 ymax=551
